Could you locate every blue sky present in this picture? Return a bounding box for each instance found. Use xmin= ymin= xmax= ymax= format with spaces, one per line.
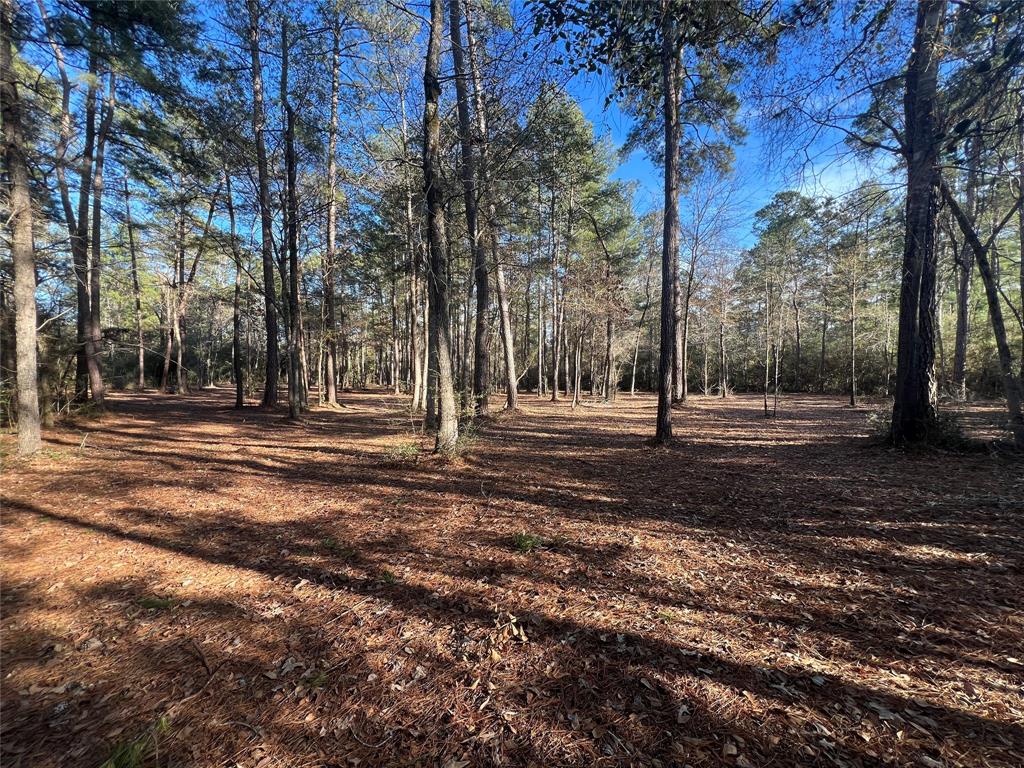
xmin=566 ymin=71 xmax=880 ymax=249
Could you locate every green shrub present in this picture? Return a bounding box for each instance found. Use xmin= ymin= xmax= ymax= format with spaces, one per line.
xmin=100 ymin=717 xmax=170 ymax=768
xmin=867 ymin=408 xmax=982 ymax=452
xmin=381 ymin=441 xmax=421 ymax=464
xmin=137 ymin=596 xmax=174 ymax=611
xmin=511 ymin=532 xmax=545 ymax=553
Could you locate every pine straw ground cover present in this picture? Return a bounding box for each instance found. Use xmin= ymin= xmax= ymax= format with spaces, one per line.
xmin=1 ymin=391 xmax=1021 ymax=768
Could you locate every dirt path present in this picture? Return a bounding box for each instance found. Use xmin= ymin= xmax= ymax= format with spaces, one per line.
xmin=2 ymin=391 xmax=1022 ymax=767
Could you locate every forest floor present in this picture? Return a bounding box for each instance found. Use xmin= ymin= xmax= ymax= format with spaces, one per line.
xmin=1 ymin=390 xmax=1022 ymax=768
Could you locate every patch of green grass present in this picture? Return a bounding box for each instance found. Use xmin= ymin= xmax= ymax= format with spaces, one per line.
xmin=511 ymin=532 xmax=546 ymax=553
xmin=320 ymin=537 xmax=353 ymax=557
xmin=434 ymin=420 xmax=480 ymax=460
xmin=378 ymin=569 xmax=398 ymax=584
xmin=303 ymin=670 xmax=329 ymax=689
xmin=382 ymin=441 xmax=421 ymax=464
xmin=100 ymin=716 xmax=170 ymax=768
xmin=455 ymin=421 xmax=479 ymax=452
xmin=868 ymin=408 xmax=983 ymax=452
xmin=657 ymin=609 xmax=680 ymax=623
xmin=137 ymin=596 xmax=175 ymax=611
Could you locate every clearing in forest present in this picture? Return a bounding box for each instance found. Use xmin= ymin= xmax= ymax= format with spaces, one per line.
xmin=1 ymin=391 xmax=1022 ymax=767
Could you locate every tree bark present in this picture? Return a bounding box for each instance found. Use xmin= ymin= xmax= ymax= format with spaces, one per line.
xmin=35 ymin=0 xmax=99 ymax=404
xmin=680 ymin=257 xmax=698 ymax=403
xmin=226 ymin=170 xmax=244 ymax=408
xmin=656 ymin=2 xmax=679 ymax=442
xmin=324 ymin=18 xmax=341 ymax=406
xmin=631 ymin=256 xmax=654 ymax=396
xmin=425 ymin=0 xmax=458 ymax=451
xmin=940 ymin=178 xmax=1024 ymax=447
xmin=1018 ymin=102 xmax=1024 ymax=380
xmin=818 ymin=302 xmax=827 ymax=392
xmin=88 ymin=69 xmax=115 ymax=406
xmin=464 ymin=0 xmax=516 ymax=409
xmin=78 ymin=54 xmax=103 ymax=404
xmin=173 ymin=205 xmax=187 ymax=392
xmin=672 ymin=254 xmax=683 ymax=402
xmin=123 ymin=179 xmax=145 ymax=390
xmin=849 ymin=238 xmax=858 ymax=407
xmin=246 ymin=0 xmax=280 ymax=408
xmin=537 ymin=289 xmax=545 ymax=395
xmin=763 ymin=272 xmax=771 ymax=417
xmin=718 ymin=316 xmax=727 ymax=397
xmin=792 ymin=296 xmax=801 ymax=391
xmin=493 ymin=241 xmax=518 ymax=409
xmin=891 ymin=0 xmax=945 ymax=445
xmin=952 ymin=130 xmax=980 ymax=400
xmin=2 ymin=0 xmax=41 ymax=453
xmin=550 ymin=190 xmax=561 ymax=402
xmin=282 ymin=20 xmax=302 ymax=420
xmin=449 ymin=0 xmax=489 ymax=414
xmin=160 ymin=289 xmax=173 ymax=391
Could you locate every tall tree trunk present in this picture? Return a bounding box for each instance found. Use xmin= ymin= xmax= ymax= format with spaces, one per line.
xmin=283 ymin=20 xmax=302 ymax=420
xmin=426 ymin=273 xmax=437 ymax=426
xmin=940 ymin=179 xmax=1024 ymax=447
xmin=493 ymin=242 xmax=518 ymax=409
xmin=718 ymin=313 xmax=727 ymax=397
xmin=424 ymin=0 xmax=458 ymax=451
xmin=680 ymin=245 xmax=700 ymax=402
xmin=298 ymin=277 xmax=309 ymax=404
xmin=952 ymin=130 xmax=980 ymax=400
xmin=763 ymin=273 xmax=771 ymax=417
xmin=572 ymin=325 xmax=584 ymax=407
xmin=2 ymin=0 xmax=40 ymax=453
xmin=174 ymin=204 xmax=187 ymax=394
xmin=680 ymin=281 xmax=695 ymax=402
xmin=246 ymin=0 xmax=280 ymax=408
xmin=605 ymin=317 xmax=616 ymax=401
xmin=160 ymin=289 xmax=173 ymax=391
xmin=631 ymin=257 xmax=654 ymax=396
xmin=391 ymin=268 xmax=401 ymax=394
xmin=1018 ymin=102 xmax=1024 ymax=381
xmin=656 ymin=3 xmax=679 ymax=442
xmin=538 ymin=290 xmax=545 ymax=396
xmin=701 ymin=322 xmax=708 ymax=394
xmin=818 ymin=303 xmax=827 ymax=392
xmin=892 ymin=0 xmax=945 ymax=445
xmin=123 ymin=178 xmax=145 ymax=390
xmin=449 ymin=0 xmax=489 ymax=415
xmin=77 ymin=53 xmax=102 ymax=403
xmin=461 ymin=270 xmax=473 ymax=402
xmin=174 ymin=305 xmax=185 ymax=393
xmin=550 ymin=191 xmax=561 ymax=402
xmin=464 ymin=0 xmax=516 ymax=409
xmin=630 ymin=328 xmax=642 ymax=395
xmin=324 ymin=19 xmax=341 ymax=406
xmin=772 ymin=342 xmax=780 ymax=416
xmin=226 ymin=171 xmax=244 ymax=408
xmin=672 ymin=257 xmax=683 ymax=402
xmin=88 ymin=70 xmax=115 ymax=407
xmin=792 ymin=297 xmax=801 ymax=391
xmin=773 ymin=290 xmax=786 ymax=416
xmin=36 ymin=0 xmax=95 ymax=403
xmin=565 ymin=319 xmax=573 ymax=399
xmin=849 ymin=250 xmax=857 ymax=407
xmin=523 ymin=273 xmax=531 ymax=386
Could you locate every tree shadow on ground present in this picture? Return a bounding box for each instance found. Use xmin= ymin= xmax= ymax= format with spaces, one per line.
xmin=1 ymin=390 xmax=1021 ymax=767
